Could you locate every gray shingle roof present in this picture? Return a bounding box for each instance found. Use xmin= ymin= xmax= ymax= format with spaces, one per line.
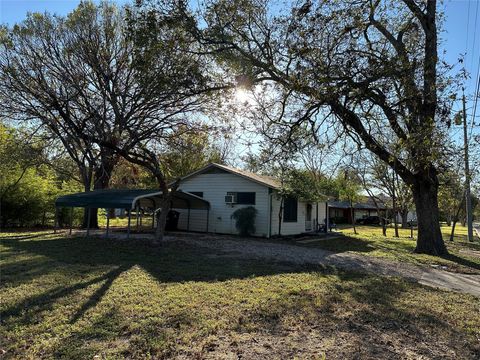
xmin=179 ymin=163 xmax=281 ymax=189
xmin=328 ymin=200 xmax=387 ymax=210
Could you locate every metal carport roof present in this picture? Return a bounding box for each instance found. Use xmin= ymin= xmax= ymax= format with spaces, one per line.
xmin=55 ymin=189 xmax=210 ymax=210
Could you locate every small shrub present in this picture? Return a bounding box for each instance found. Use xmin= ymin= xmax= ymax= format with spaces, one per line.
xmin=231 ymin=206 xmax=257 ymax=236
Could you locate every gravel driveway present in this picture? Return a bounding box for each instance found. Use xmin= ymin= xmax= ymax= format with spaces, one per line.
xmin=79 ymin=229 xmax=480 ymax=297
xmin=166 ymin=233 xmax=480 ymax=297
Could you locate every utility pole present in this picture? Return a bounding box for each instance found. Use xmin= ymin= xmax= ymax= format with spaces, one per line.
xmin=462 ymin=90 xmax=474 ymax=242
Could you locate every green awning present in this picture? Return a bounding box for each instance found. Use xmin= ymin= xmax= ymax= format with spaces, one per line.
xmin=55 ymin=189 xmax=210 ymax=210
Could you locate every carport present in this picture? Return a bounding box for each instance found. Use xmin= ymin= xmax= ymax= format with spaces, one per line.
xmin=55 ymin=189 xmax=210 ymax=238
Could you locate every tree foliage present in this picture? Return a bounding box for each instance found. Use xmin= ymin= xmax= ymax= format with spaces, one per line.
xmin=0 ymin=124 xmax=81 ymax=227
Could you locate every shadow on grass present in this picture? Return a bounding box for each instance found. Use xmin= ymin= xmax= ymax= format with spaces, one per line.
xmin=0 ymin=235 xmax=315 ymax=326
xmin=441 ymin=253 xmax=480 ymax=271
xmin=1 ymin=265 xmax=129 ymax=324
xmin=245 ymin=273 xmax=479 ymax=358
xmin=300 ymin=234 xmax=377 ymax=253
xmin=2 ymin=234 xmax=479 ymax=359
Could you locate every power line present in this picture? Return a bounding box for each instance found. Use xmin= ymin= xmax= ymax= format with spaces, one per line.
xmin=469 ymin=54 xmax=480 ymax=141
xmin=465 ymin=0 xmax=471 ymax=69
xmin=470 ymin=0 xmax=479 ymax=69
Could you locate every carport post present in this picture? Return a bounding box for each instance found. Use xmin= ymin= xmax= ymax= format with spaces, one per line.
xmin=86 ymin=207 xmax=91 ymax=237
xmin=152 ymin=210 xmax=155 ymax=229
xmin=69 ymin=207 xmax=73 ymax=235
xmin=325 ymin=202 xmax=329 ymax=233
xmin=136 ymin=205 xmax=140 ymax=231
xmin=106 ymin=209 xmax=110 ymax=238
xmin=206 ymin=208 xmax=210 ymax=232
xmin=187 ymin=206 xmax=191 ymax=231
xmin=127 ymin=209 xmax=131 ymax=239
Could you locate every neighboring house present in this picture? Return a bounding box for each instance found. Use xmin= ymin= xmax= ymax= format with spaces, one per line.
xmin=328 ymin=200 xmax=387 ymax=224
xmin=173 ymin=163 xmax=328 ymax=237
xmin=396 ymin=210 xmax=417 ymax=224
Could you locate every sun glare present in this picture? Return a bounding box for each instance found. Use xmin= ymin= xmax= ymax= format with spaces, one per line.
xmin=235 ymin=88 xmax=251 ymax=104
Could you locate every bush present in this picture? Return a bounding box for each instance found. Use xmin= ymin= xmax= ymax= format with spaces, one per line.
xmin=231 ymin=206 xmax=257 ymax=236
xmin=1 ymin=164 xmax=82 ymax=228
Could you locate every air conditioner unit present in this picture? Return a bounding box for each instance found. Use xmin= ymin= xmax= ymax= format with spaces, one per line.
xmin=225 ymin=195 xmax=236 ymax=204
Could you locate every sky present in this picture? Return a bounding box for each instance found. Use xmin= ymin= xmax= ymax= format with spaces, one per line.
xmin=0 ymin=0 xmax=478 ymax=146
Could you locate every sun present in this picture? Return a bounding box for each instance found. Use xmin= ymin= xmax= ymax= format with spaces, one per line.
xmin=235 ymin=88 xmax=252 ymax=105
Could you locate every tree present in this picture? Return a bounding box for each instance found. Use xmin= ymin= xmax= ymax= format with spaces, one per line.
xmin=179 ymin=0 xmax=453 ymax=255
xmin=1 ymin=1 xmax=219 ymax=242
xmin=160 ymin=125 xmax=226 ymax=181
xmin=355 ymin=155 xmax=388 ymax=236
xmin=75 ymin=1 xmax=222 ymax=243
xmin=0 ymin=123 xmax=82 ymax=227
xmin=336 ymin=170 xmax=362 ymax=234
xmin=369 ymin=157 xmax=413 ymax=233
xmin=0 ymin=3 xmax=126 ymax=228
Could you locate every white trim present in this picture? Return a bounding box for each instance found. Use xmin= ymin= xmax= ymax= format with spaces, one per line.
xmin=131 ymin=190 xmax=211 ymax=210
xmin=131 ymin=191 xmax=164 ymax=209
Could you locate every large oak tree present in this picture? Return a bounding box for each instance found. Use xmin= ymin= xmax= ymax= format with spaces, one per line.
xmin=174 ymin=0 xmax=453 ymax=255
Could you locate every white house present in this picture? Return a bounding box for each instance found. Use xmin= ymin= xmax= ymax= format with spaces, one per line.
xmin=395 ymin=210 xmax=417 ymax=224
xmin=173 ymin=163 xmax=328 ymax=237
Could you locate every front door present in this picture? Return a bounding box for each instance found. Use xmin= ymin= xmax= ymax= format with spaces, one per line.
xmin=305 ymin=203 xmax=312 ymax=231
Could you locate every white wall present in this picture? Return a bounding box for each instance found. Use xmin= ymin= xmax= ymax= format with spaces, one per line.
xmin=395 ymin=211 xmax=416 ymax=223
xmin=174 ymin=172 xmax=271 ymax=236
xmin=270 ymin=193 xmax=328 ymax=236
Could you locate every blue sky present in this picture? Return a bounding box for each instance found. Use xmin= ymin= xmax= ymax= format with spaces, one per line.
xmin=0 ymin=0 xmax=478 ymax=138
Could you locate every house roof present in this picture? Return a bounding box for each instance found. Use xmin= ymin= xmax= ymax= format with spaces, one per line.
xmin=328 ymin=200 xmax=387 ymax=210
xmin=179 ymin=163 xmax=281 ymax=189
xmin=56 ymin=189 xmax=210 ymax=210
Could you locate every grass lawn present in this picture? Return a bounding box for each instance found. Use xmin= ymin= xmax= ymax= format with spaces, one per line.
xmin=294 ymin=224 xmax=480 ymax=274
xmin=1 ymin=230 xmax=479 ymax=359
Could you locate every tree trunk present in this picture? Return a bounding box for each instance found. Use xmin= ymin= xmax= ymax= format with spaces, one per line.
xmin=392 ymin=171 xmax=399 ymax=237
xmin=400 ymin=209 xmax=409 ymax=228
xmin=81 ymin=173 xmax=94 ymax=229
xmin=153 ymin=198 xmax=171 ymax=245
xmin=82 ymin=152 xmax=117 ymax=229
xmin=411 ymin=177 xmax=447 ymax=255
xmin=449 ymin=199 xmax=464 ymax=242
xmin=450 ymin=220 xmax=458 ymax=242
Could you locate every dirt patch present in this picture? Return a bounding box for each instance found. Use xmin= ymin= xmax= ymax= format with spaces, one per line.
xmin=175 ymin=314 xmax=479 ymax=360
xmin=459 ymin=249 xmax=480 ymax=258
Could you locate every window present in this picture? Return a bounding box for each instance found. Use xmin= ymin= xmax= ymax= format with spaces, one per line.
xmin=189 ymin=191 xmax=203 ymax=198
xmin=283 ymin=196 xmax=298 ymax=222
xmin=227 ymin=192 xmax=256 ymax=205
xmin=237 ymin=192 xmax=255 ymax=205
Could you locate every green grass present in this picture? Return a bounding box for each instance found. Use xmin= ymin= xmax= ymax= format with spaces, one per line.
xmin=293 ymin=224 xmax=480 ymax=274
xmin=1 ymin=230 xmax=479 ymax=359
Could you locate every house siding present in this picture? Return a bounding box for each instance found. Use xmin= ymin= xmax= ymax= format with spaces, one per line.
xmin=270 ymin=192 xmax=327 ymax=236
xmin=174 ymin=173 xmax=271 ymax=236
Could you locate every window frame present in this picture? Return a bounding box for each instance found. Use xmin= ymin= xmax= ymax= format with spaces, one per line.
xmin=283 ymin=196 xmax=298 ymax=222
xmin=227 ymin=191 xmax=256 ymax=205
